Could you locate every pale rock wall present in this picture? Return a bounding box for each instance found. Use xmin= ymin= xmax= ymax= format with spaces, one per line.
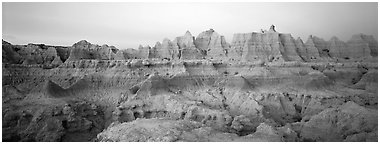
xmin=195 ymin=29 xmax=229 ymax=61
xmin=66 ymin=40 xmax=97 ymax=61
xmin=311 ymin=36 xmax=330 ymax=58
xmin=304 ymin=36 xmax=323 ymax=61
xmin=161 ymin=38 xmax=180 ymax=60
xmin=346 ymin=34 xmax=373 ymax=58
xmin=137 ymin=45 xmax=150 ymax=59
xmin=66 ymin=40 xmax=118 ymax=62
xmin=2 ymin=28 xmax=378 ymax=65
xmin=295 ymin=37 xmax=308 ymax=61
xmin=232 ymin=32 xmax=284 ymax=62
xmin=229 ymin=33 xmax=250 ymax=61
xmin=173 ymin=31 xmax=203 ymax=60
xmin=153 ymin=40 xmax=172 ymax=60
xmin=360 ymin=34 xmax=378 ymax=57
xmin=328 ymin=36 xmax=347 ymax=58
xmin=279 ymin=34 xmax=303 ymax=61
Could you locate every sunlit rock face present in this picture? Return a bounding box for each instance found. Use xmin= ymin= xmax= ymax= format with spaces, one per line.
xmin=2 ymin=25 xmax=377 ymax=142
xmin=66 ymin=40 xmax=118 ymax=62
xmin=195 ymin=29 xmax=229 ymax=61
xmin=173 ymin=31 xmax=204 ymax=60
xmin=278 ymin=33 xmax=303 ymax=61
xmin=230 ymin=26 xmax=305 ymax=62
xmin=230 ymin=32 xmax=284 ymax=62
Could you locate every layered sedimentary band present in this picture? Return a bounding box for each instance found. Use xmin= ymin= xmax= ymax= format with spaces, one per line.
xmin=2 ymin=25 xmax=378 ymax=142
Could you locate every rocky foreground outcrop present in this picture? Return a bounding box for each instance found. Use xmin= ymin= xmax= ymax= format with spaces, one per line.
xmin=2 ymin=25 xmax=378 ymax=142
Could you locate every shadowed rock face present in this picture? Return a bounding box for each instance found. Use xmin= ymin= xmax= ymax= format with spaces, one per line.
xmin=1 ymin=25 xmax=378 ymax=142
xmin=2 ymin=40 xmax=71 ymax=66
xmin=2 ymin=40 xmax=23 ymax=64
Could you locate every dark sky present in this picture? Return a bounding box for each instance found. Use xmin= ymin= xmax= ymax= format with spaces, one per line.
xmin=2 ymin=2 xmax=378 ymax=49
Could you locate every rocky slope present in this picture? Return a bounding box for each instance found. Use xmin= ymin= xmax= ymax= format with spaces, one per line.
xmin=2 ymin=25 xmax=377 ymax=142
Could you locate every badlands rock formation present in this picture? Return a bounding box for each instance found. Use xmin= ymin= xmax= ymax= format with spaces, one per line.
xmin=195 ymin=29 xmax=229 ymax=60
xmin=174 ymin=31 xmax=204 ymax=60
xmin=66 ymin=40 xmax=118 ymax=61
xmin=2 ymin=25 xmax=378 ymax=142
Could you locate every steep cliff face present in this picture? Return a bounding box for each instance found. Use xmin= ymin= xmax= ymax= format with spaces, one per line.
xmin=2 ymin=40 xmax=72 ymax=66
xmin=328 ymin=36 xmax=347 ymax=58
xmin=300 ymin=34 xmax=377 ymax=61
xmin=148 ymin=43 xmax=159 ymax=59
xmin=147 ymin=40 xmax=179 ymax=60
xmin=2 ymin=27 xmax=377 ymax=65
xmin=231 ymin=32 xmax=282 ymax=62
xmin=9 ymin=43 xmax=69 ymax=66
xmin=173 ymin=31 xmax=204 ymax=60
xmin=245 ymin=32 xmax=285 ymax=62
xmin=55 ymin=46 xmax=71 ymax=62
xmin=346 ymin=34 xmax=373 ymax=59
xmin=229 ymin=33 xmax=249 ymax=61
xmin=279 ymin=34 xmax=303 ymax=61
xmin=360 ymin=34 xmax=378 ymax=57
xmin=295 ymin=37 xmax=308 ymax=61
xmin=195 ymin=29 xmax=229 ymax=60
xmin=162 ymin=38 xmax=180 ymax=60
xmin=66 ymin=41 xmax=90 ymax=61
xmin=2 ymin=40 xmax=23 ymax=64
xmin=231 ymin=30 xmax=306 ymax=62
xmin=229 ymin=25 xmax=326 ymax=62
xmin=304 ymin=36 xmax=323 ymax=61
xmin=115 ymin=48 xmax=145 ymax=60
xmin=136 ymin=45 xmax=150 ymax=59
xmin=66 ymin=40 xmax=118 ymax=62
xmin=311 ymin=36 xmax=330 ymax=58
xmin=150 ymin=41 xmax=170 ymax=60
